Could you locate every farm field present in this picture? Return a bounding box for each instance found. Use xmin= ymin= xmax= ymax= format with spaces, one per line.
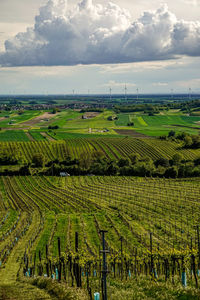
xmin=28 ymin=130 xmax=46 ymax=141
xmin=116 ymin=114 xmax=200 ymax=136
xmin=0 ymin=130 xmax=30 ymax=142
xmin=39 ymin=110 xmax=81 ymax=128
xmin=0 ymin=137 xmax=200 ymax=165
xmin=0 ymin=109 xmax=199 ymax=140
xmin=0 ymin=176 xmax=200 ymax=299
xmin=0 ymin=111 xmax=43 ymax=128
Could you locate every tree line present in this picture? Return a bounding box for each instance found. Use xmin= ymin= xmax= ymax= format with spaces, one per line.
xmin=1 ymin=150 xmax=200 ymax=178
xmin=160 ymin=131 xmax=200 ymax=149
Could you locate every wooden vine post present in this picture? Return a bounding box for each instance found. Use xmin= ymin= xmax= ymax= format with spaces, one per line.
xmin=58 ymin=237 xmax=62 ymax=281
xmin=120 ymin=236 xmax=123 ymax=281
xmin=197 ymin=226 xmax=200 ymax=272
xmin=100 ymin=230 xmax=108 ymax=300
xmin=46 ymin=244 xmax=49 ymax=277
xmin=74 ymin=232 xmax=81 ymax=287
xmin=150 ymin=232 xmax=153 ymax=278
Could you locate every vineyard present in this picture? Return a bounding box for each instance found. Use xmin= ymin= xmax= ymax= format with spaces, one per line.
xmin=1 ymin=137 xmax=200 ymax=165
xmin=0 ymin=175 xmax=200 ymax=299
xmin=0 ymin=109 xmax=200 ymax=299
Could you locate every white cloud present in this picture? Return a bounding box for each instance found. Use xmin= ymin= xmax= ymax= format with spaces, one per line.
xmin=99 ymin=59 xmax=187 ymax=73
xmin=152 ymin=82 xmax=168 ymax=86
xmin=0 ymin=65 xmax=80 ymax=77
xmin=175 ymin=78 xmax=200 ymax=88
xmin=103 ymin=80 xmax=136 ymax=88
xmin=0 ymin=0 xmax=200 ymax=67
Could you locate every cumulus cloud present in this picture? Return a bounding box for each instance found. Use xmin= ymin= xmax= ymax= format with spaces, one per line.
xmin=0 ymin=0 xmax=200 ymax=66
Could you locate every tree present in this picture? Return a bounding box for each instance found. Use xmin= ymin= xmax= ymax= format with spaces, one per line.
xmin=117 ymin=158 xmax=130 ymax=168
xmin=132 ymin=161 xmax=155 ymax=177
xmin=106 ymin=163 xmax=118 ymax=175
xmin=192 ymin=167 xmax=200 ymax=177
xmin=130 ymin=153 xmax=140 ymax=165
xmin=177 ymin=132 xmax=188 ymax=140
xmin=119 ymin=166 xmax=133 ymax=176
xmin=19 ymin=165 xmax=31 ymax=175
xmin=140 ymin=156 xmax=153 ymax=163
xmin=191 ymin=135 xmax=200 ymax=149
xmin=48 ymin=125 xmax=59 ymax=129
xmin=52 ymin=107 xmax=58 ymax=114
xmin=168 ymin=130 xmax=176 ymax=138
xmin=164 ymin=166 xmax=178 ymax=178
xmin=79 ymin=154 xmax=92 ymax=169
xmin=183 ymin=136 xmax=193 ymax=148
xmin=89 ymin=162 xmax=106 ymax=175
xmin=194 ymin=157 xmax=200 ymax=166
xmin=155 ymin=158 xmax=169 ymax=168
xmin=0 ymin=150 xmax=18 ymax=165
xmin=32 ymin=153 xmax=45 ymax=167
xmin=171 ymin=153 xmax=183 ymax=165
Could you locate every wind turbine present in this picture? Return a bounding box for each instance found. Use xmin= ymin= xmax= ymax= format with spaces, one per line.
xmin=171 ymin=88 xmax=174 ymax=99
xmin=136 ymin=88 xmax=139 ymax=100
xmin=188 ymin=87 xmax=192 ymax=99
xmin=124 ymin=84 xmax=127 ymax=101
xmin=109 ymin=87 xmax=112 ymax=101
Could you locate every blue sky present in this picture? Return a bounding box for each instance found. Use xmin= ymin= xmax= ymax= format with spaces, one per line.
xmin=0 ymin=0 xmax=200 ymax=94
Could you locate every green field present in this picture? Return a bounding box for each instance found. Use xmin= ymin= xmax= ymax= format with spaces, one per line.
xmin=38 ymin=110 xmax=117 ymax=132
xmin=47 ymin=130 xmax=123 ymax=140
xmin=29 ymin=131 xmax=46 ymax=141
xmin=116 ymin=114 xmax=200 ymax=136
xmin=0 ymin=109 xmax=199 ymax=139
xmin=1 ymin=176 xmax=200 ymax=299
xmin=38 ymin=110 xmax=81 ymax=128
xmin=0 ymin=110 xmax=42 ymax=128
xmin=115 ymin=113 xmax=130 ymax=126
xmin=0 ymin=130 xmax=29 ymax=141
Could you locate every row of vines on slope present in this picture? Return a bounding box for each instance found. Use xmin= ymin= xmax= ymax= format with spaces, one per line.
xmin=1 ymin=138 xmax=200 ymax=165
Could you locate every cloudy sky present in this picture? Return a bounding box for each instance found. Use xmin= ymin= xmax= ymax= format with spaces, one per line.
xmin=0 ymin=0 xmax=200 ymax=94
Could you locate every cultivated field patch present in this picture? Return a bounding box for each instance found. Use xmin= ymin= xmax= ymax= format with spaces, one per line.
xmin=20 ymin=112 xmax=58 ymax=127
xmin=114 ymin=129 xmax=150 ymax=138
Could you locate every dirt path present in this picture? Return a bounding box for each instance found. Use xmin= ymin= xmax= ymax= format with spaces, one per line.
xmin=0 ymin=213 xmax=38 ymax=284
xmin=0 ymin=212 xmax=52 ymax=299
xmin=40 ymin=132 xmax=56 ymax=141
xmin=25 ymin=132 xmax=34 ymax=141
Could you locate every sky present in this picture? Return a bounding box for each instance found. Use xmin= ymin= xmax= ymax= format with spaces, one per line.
xmin=0 ymin=0 xmax=200 ymax=94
